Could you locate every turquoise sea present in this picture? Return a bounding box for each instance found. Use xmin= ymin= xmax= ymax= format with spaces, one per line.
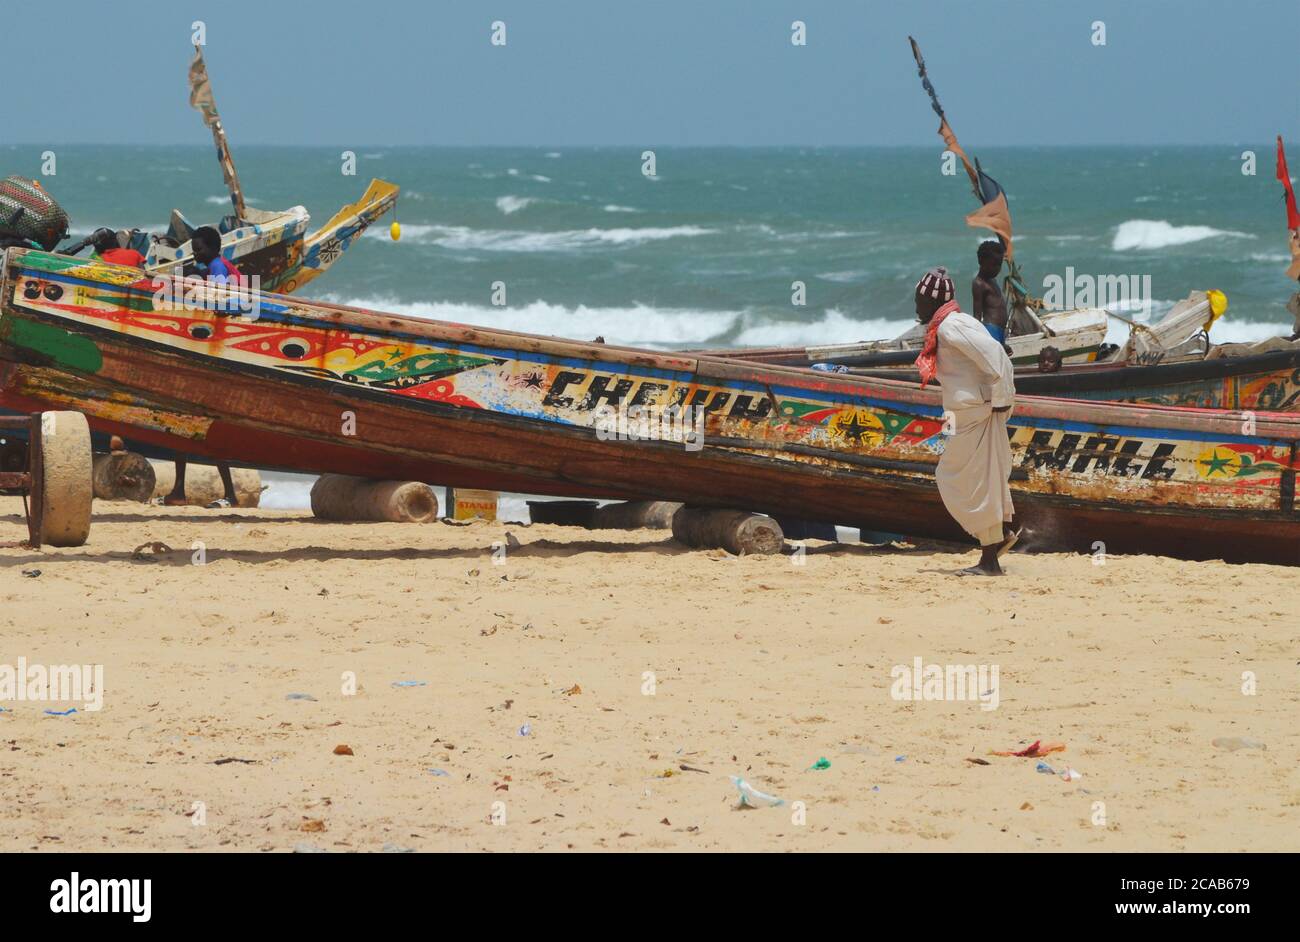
xmin=6 ymin=143 xmax=1296 ymax=347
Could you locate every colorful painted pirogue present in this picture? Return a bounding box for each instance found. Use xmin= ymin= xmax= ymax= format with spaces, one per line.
xmin=2 ymin=248 xmax=1298 ymax=564
xmin=141 ymin=178 xmax=399 ymax=295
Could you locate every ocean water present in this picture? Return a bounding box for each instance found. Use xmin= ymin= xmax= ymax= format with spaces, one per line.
xmin=6 ymin=143 xmax=1296 ymax=515
xmin=7 ymin=144 xmax=1296 ymax=348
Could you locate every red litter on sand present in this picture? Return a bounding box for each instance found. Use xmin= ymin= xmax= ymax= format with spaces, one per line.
xmin=990 ymin=740 xmax=1066 ymax=758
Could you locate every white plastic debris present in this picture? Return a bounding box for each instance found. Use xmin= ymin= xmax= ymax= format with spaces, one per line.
xmin=730 ymin=775 xmax=784 ymax=808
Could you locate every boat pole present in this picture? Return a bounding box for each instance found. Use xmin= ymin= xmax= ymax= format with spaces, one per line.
xmin=187 ymin=44 xmax=248 ymax=220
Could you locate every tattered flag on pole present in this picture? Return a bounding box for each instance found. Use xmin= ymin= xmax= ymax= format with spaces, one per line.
xmin=187 ymin=45 xmax=246 ymax=219
xmin=1276 ymin=137 xmax=1300 ymax=279
xmin=909 ymin=36 xmax=1014 ymax=258
xmin=188 ymin=47 xmax=219 ymax=129
xmin=966 ymin=159 xmax=1014 ymax=257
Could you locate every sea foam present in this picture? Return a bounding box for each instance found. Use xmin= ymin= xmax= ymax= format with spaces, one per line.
xmin=322 ymin=294 xmax=741 ymax=346
xmin=731 ymin=309 xmax=908 ymax=347
xmin=495 ymin=195 xmax=537 ymax=215
xmin=365 ymin=224 xmax=714 ymax=252
xmin=1112 ymin=219 xmax=1253 ymax=251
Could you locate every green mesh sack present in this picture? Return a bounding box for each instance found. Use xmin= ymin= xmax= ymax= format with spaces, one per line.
xmin=0 ymin=176 xmax=70 ymax=250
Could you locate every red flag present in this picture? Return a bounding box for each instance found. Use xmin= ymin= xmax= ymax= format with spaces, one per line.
xmin=1278 ymin=136 xmax=1300 ymax=231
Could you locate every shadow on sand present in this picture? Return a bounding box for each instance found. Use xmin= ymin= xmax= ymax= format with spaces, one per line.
xmin=0 ymin=517 xmax=969 ymax=568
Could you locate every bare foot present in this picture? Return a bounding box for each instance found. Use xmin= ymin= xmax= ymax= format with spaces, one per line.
xmin=958 ymin=542 xmax=1006 ymax=576
xmin=956 ymin=564 xmax=1003 ymax=577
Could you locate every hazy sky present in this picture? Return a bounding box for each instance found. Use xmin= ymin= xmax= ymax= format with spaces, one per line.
xmin=4 ymin=0 xmax=1296 ymax=147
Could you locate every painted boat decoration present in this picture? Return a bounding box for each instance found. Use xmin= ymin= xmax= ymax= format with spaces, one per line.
xmin=2 ymin=248 xmax=1298 ymax=564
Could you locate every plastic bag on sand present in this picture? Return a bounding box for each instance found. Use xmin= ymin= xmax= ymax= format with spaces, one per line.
xmin=730 ymin=775 xmax=783 ymax=808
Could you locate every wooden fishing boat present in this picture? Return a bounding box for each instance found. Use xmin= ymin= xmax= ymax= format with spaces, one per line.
xmin=2 ymin=248 xmax=1298 ymax=564
xmin=836 ymin=343 xmax=1300 ymax=412
xmin=697 ymin=291 xmax=1221 ymax=368
xmin=138 ymin=178 xmax=399 ymax=294
xmin=729 ymin=304 xmax=1112 ymax=369
xmin=84 ymin=44 xmax=400 ymax=294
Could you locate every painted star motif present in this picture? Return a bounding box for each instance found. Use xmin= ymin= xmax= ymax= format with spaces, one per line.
xmin=835 ymin=412 xmax=871 ymax=443
xmin=1199 ymin=450 xmax=1236 ymax=477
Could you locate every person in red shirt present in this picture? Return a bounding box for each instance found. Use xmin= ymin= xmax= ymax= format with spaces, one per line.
xmin=92 ymin=228 xmax=147 ymax=267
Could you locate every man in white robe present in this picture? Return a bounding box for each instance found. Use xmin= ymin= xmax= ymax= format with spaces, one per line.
xmin=913 ymin=267 xmax=1019 ymax=575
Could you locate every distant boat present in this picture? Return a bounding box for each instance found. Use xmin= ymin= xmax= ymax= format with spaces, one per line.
xmin=704 ymin=292 xmax=1300 ymax=412
xmin=140 ymin=177 xmax=399 ymax=294
xmin=696 ymin=304 xmax=1110 ymax=369
xmin=2 ymin=247 xmax=1298 ymax=565
xmin=62 ymin=44 xmax=399 ymax=295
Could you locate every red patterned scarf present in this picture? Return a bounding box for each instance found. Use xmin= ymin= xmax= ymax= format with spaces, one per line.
xmin=915 ymin=299 xmax=961 ymax=387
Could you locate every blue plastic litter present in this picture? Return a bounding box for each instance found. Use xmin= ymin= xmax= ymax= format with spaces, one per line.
xmin=894 ymin=755 xmax=906 ymax=762
xmin=427 ymin=768 xmax=450 ymax=777
xmin=392 ymin=681 xmax=427 ymax=688
xmin=518 ymin=724 xmax=531 ymax=736
xmin=1035 ymin=761 xmax=1055 ymax=774
xmin=45 ymin=708 xmax=77 ymax=716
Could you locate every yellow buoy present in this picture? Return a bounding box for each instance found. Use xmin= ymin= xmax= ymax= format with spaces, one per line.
xmin=390 ymin=220 xmax=401 ymax=242
xmin=1202 ymin=289 xmax=1228 ymax=331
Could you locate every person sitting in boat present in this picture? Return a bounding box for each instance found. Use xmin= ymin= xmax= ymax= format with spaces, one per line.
xmin=914 ymin=266 xmax=1020 ymax=576
xmin=184 ymin=224 xmax=254 ymax=318
xmin=971 ymin=240 xmax=1011 ymax=350
xmin=186 ymin=225 xmax=242 ymax=283
xmin=90 ymin=227 xmax=147 ymax=268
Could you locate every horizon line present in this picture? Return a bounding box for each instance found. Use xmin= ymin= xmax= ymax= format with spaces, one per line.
xmin=3 ymin=141 xmax=1285 ymax=150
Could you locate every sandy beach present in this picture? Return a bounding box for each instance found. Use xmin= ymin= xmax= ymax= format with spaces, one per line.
xmin=1 ymin=498 xmax=1294 ymax=852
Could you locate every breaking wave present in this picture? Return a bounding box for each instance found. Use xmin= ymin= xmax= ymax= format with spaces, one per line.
xmin=495 ymin=195 xmax=537 ymax=215
xmin=321 ymin=294 xmax=742 ymax=346
xmin=365 ymin=223 xmax=715 ymax=252
xmin=1112 ymin=219 xmax=1253 ymax=251
xmin=731 ymin=309 xmax=908 ymax=347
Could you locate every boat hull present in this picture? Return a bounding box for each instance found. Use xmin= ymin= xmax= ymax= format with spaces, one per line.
xmin=2 ymin=249 xmax=1298 ymax=564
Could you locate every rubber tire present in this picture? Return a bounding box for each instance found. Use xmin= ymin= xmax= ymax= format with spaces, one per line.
xmin=38 ymin=411 xmax=93 ymax=547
